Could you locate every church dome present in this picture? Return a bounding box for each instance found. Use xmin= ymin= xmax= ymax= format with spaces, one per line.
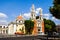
xmin=17 ymin=15 xmax=23 ymax=20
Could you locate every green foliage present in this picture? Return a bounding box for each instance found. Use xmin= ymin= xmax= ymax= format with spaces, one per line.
xmin=45 ymin=24 xmax=52 ymax=30
xmin=44 ymin=19 xmax=56 ymax=33
xmin=49 ymin=0 xmax=60 ymax=19
xmin=24 ymin=20 xmax=34 ymax=34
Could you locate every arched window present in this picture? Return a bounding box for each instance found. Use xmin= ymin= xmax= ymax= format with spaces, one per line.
xmin=3 ymin=26 xmax=5 ymax=28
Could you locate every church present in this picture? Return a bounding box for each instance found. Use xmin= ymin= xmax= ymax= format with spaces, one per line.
xmin=8 ymin=4 xmax=44 ymax=35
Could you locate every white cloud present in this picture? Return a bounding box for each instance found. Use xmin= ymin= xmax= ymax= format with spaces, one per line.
xmin=43 ymin=13 xmax=52 ymax=16
xmin=0 ymin=20 xmax=8 ymax=24
xmin=0 ymin=19 xmax=8 ymax=25
xmin=42 ymin=13 xmax=60 ymax=25
xmin=23 ymin=13 xmax=31 ymax=20
xmin=52 ymin=17 xmax=57 ymax=20
xmin=43 ymin=13 xmax=52 ymax=19
xmin=0 ymin=12 xmax=8 ymax=25
xmin=0 ymin=20 xmax=7 ymax=22
xmin=36 ymin=8 xmax=42 ymax=11
xmin=51 ymin=17 xmax=60 ymax=21
xmin=51 ymin=17 xmax=60 ymax=25
xmin=36 ymin=8 xmax=42 ymax=14
xmin=0 ymin=12 xmax=8 ymax=18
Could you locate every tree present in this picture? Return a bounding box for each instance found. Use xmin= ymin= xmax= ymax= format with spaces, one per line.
xmin=49 ymin=0 xmax=60 ymax=19
xmin=44 ymin=19 xmax=56 ymax=33
xmin=24 ymin=20 xmax=34 ymax=34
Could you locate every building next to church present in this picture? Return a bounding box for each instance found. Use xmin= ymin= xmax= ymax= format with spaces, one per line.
xmin=56 ymin=25 xmax=60 ymax=33
xmin=0 ymin=25 xmax=8 ymax=34
xmin=0 ymin=4 xmax=44 ymax=35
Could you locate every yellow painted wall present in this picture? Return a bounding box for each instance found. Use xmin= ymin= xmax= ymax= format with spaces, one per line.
xmin=16 ymin=24 xmax=25 ymax=34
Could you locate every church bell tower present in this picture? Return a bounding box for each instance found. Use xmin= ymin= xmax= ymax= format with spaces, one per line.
xmin=37 ymin=8 xmax=44 ymax=35
xmin=31 ymin=4 xmax=36 ymax=20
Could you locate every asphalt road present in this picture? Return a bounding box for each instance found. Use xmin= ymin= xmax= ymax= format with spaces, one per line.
xmin=0 ymin=34 xmax=60 ymax=40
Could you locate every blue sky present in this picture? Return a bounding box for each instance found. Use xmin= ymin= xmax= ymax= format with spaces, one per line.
xmin=0 ymin=0 xmax=60 ymax=25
